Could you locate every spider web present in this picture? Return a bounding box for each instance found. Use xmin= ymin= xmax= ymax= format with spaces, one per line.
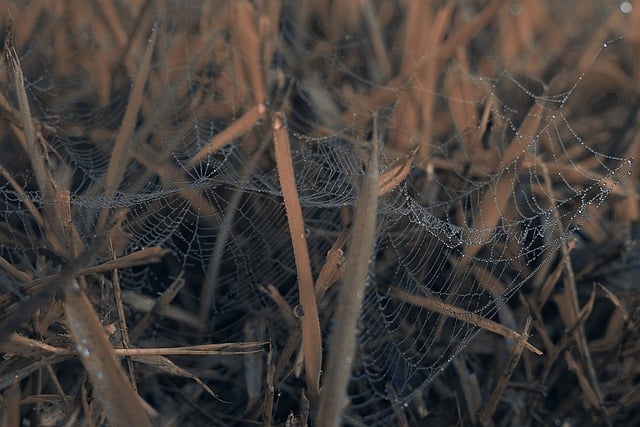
xmin=0 ymin=0 xmax=634 ymax=424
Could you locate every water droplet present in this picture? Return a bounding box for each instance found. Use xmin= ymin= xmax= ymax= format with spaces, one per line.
xmin=293 ymin=304 xmax=305 ymax=318
xmin=620 ymin=2 xmax=632 ymax=14
xmin=603 ymin=42 xmax=608 ymax=48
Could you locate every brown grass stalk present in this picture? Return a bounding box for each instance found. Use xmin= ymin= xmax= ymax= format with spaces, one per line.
xmin=316 ymin=115 xmax=380 ymax=427
xmin=378 ymin=152 xmax=414 ymax=196
xmin=198 ymin=136 xmax=270 ymax=330
xmin=110 ymin=245 xmax=137 ymax=390
xmin=2 ymin=381 xmax=20 ymax=427
xmin=391 ymin=287 xmax=543 ymax=355
xmin=3 ymin=19 xmax=84 ymax=257
xmin=3 ymin=19 xmax=50 ymax=203
xmin=0 ymin=255 xmax=32 ymax=283
xmin=6 ymin=246 xmax=168 ymax=301
xmin=439 ymin=0 xmax=510 ymax=60
xmin=232 ymin=1 xmax=266 ymax=107
xmin=541 ymin=162 xmax=612 ymax=425
xmin=64 ymin=280 xmax=152 ymax=427
xmin=0 ymin=163 xmax=44 ymax=230
xmin=129 ymin=273 xmax=185 ymax=342
xmin=464 ymin=171 xmax=515 ymax=259
xmin=96 ymin=25 xmax=157 ymax=234
xmin=272 ymin=112 xmax=323 ymax=399
xmin=188 ymin=103 xmax=266 ymax=167
xmin=479 ymin=316 xmax=533 ymax=425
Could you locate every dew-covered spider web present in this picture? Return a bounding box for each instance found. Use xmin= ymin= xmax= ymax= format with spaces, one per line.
xmin=0 ymin=1 xmax=636 ymax=425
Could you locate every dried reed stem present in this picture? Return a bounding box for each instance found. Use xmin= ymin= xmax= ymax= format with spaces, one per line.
xmin=273 ymin=113 xmax=323 ymax=399
xmin=316 ymin=115 xmax=380 ymax=427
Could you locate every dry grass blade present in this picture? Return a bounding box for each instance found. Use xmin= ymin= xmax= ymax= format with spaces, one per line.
xmin=262 ymin=347 xmax=275 ymax=427
xmin=129 ymin=273 xmax=184 ymax=341
xmin=537 ymin=239 xmax=575 ymax=306
xmin=453 ymin=356 xmax=482 ymax=424
xmin=1 ymin=382 xmax=20 ymax=427
xmin=132 ymin=354 xmax=225 ymax=402
xmin=198 ymin=137 xmax=270 ymax=331
xmin=3 ymin=19 xmax=83 ymax=257
xmin=317 ymin=115 xmax=380 ymax=427
xmin=122 ymin=290 xmax=199 ymax=330
xmin=3 ymin=18 xmax=50 ymax=202
xmin=439 ymin=0 xmax=509 ymax=60
xmin=597 ymin=283 xmax=630 ymax=323
xmin=53 ymin=189 xmax=84 ymax=258
xmin=0 ymin=237 xmax=103 ymax=342
xmin=564 ymin=351 xmax=600 ymax=408
xmin=391 ymin=287 xmax=543 ymax=355
xmin=565 ymin=284 xmax=597 ymax=337
xmin=96 ymin=24 xmax=158 ymax=234
xmin=540 ymin=162 xmax=611 ymax=425
xmin=97 ymin=0 xmax=127 ymax=49
xmin=132 ymin=143 xmax=222 ymax=224
xmin=2 ymin=334 xmax=266 ymax=357
xmin=64 ymin=281 xmax=151 ymax=427
xmin=445 ymin=53 xmax=480 ymax=152
xmin=0 ymin=163 xmax=44 ymax=231
xmin=188 ymin=103 xmax=266 ymax=167
xmin=232 ymin=1 xmax=266 ymax=106
xmin=464 ymin=91 xmax=546 ymax=259
xmin=13 ymin=246 xmax=168 ymax=299
xmin=464 ymin=171 xmax=514 ymax=259
xmin=114 ymin=342 xmax=268 ymax=356
xmin=479 ymin=316 xmax=533 ymax=425
xmin=378 ymin=151 xmax=414 ymax=196
xmin=111 ymin=246 xmax=137 ymax=390
xmin=81 ymin=246 xmax=168 ymax=274
xmin=0 ymin=254 xmax=32 ymax=283
xmin=609 ymin=383 xmax=640 ymax=417
xmin=499 ymin=97 xmax=545 ymax=170
xmin=0 ymin=355 xmax=69 ymax=391
xmin=362 ymin=0 xmax=391 ymax=79
xmin=262 ymin=284 xmax=297 ymax=329
xmin=2 ymin=333 xmax=71 ymax=355
xmin=416 ymin=4 xmax=452 ymax=161
xmin=273 ymin=113 xmax=322 ymax=399
xmin=314 ymin=243 xmax=346 ymax=303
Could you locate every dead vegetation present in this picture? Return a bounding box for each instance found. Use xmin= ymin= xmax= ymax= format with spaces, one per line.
xmin=1 ymin=1 xmax=639 ymax=426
